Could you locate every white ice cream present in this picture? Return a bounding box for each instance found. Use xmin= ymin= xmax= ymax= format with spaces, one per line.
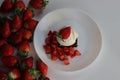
xmin=57 ymin=27 xmax=78 ymax=46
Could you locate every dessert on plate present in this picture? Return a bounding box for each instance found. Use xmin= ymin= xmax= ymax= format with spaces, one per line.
xmin=43 ymin=25 xmax=81 ymax=65
xmin=56 ymin=25 xmax=78 ymax=47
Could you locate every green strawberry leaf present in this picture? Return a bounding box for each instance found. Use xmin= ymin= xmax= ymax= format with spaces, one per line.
xmin=56 ymin=33 xmax=64 ymax=42
xmin=14 ymin=7 xmax=24 ymax=17
xmin=11 ymin=0 xmax=16 ymax=4
xmin=29 ymin=69 xmax=39 ymax=79
xmin=43 ymin=0 xmax=49 ymax=8
xmin=18 ymin=51 xmax=28 ymax=58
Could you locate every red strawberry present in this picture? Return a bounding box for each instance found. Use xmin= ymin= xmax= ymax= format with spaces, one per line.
xmin=18 ymin=41 xmax=30 ymax=57
xmin=1 ymin=56 xmax=18 ymax=67
xmin=11 ymin=15 xmax=22 ymax=32
xmin=23 ymin=69 xmax=39 ymax=80
xmin=8 ymin=68 xmax=21 ymax=80
xmin=14 ymin=0 xmax=25 ymax=11
xmin=21 ymin=56 xmax=33 ymax=70
xmin=1 ymin=21 xmax=11 ymax=38
xmin=36 ymin=61 xmax=48 ymax=76
xmin=0 ymin=39 xmax=6 ymax=47
xmin=20 ymin=29 xmax=32 ymax=40
xmin=1 ymin=44 xmax=14 ymax=56
xmin=59 ymin=26 xmax=71 ymax=39
xmin=24 ymin=19 xmax=38 ymax=31
xmin=29 ymin=0 xmax=43 ymax=9
xmin=0 ymin=0 xmax=15 ymax=13
xmin=74 ymin=50 xmax=81 ymax=56
xmin=23 ymin=9 xmax=33 ymax=21
xmin=0 ymin=70 xmax=6 ymax=80
xmin=64 ymin=58 xmax=70 ymax=65
xmin=12 ymin=32 xmax=22 ymax=44
xmin=44 ymin=77 xmax=50 ymax=80
xmin=29 ymin=0 xmax=49 ymax=9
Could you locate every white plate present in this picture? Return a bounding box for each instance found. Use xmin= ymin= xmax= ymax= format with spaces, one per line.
xmin=33 ymin=8 xmax=102 ymax=72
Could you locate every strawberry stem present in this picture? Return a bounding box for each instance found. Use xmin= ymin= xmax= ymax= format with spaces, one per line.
xmin=15 ymin=7 xmax=24 ymax=16
xmin=18 ymin=51 xmax=28 ymax=58
xmin=43 ymin=0 xmax=49 ymax=8
xmin=29 ymin=69 xmax=39 ymax=79
xmin=56 ymin=33 xmax=64 ymax=42
xmin=11 ymin=0 xmax=16 ymax=4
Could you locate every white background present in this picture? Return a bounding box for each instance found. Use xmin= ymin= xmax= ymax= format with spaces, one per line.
xmin=1 ymin=0 xmax=120 ymax=80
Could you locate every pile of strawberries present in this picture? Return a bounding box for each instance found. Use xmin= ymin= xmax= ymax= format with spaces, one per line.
xmin=43 ymin=29 xmax=81 ymax=65
xmin=0 ymin=0 xmax=49 ymax=80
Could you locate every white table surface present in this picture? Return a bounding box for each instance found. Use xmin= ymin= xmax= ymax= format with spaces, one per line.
xmin=42 ymin=0 xmax=120 ymax=80
xmin=1 ymin=0 xmax=120 ymax=80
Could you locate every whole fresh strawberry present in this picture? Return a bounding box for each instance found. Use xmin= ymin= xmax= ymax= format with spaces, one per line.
xmin=12 ymin=32 xmax=22 ymax=45
xmin=1 ymin=21 xmax=11 ymax=38
xmin=23 ymin=69 xmax=39 ymax=80
xmin=23 ymin=9 xmax=33 ymax=21
xmin=11 ymin=15 xmax=22 ymax=32
xmin=20 ymin=56 xmax=33 ymax=70
xmin=20 ymin=29 xmax=32 ymax=40
xmin=18 ymin=41 xmax=30 ymax=57
xmin=44 ymin=77 xmax=50 ymax=80
xmin=0 ymin=39 xmax=6 ymax=47
xmin=0 ymin=0 xmax=15 ymax=13
xmin=14 ymin=0 xmax=25 ymax=11
xmin=24 ymin=19 xmax=38 ymax=31
xmin=1 ymin=56 xmax=18 ymax=67
xmin=1 ymin=44 xmax=14 ymax=56
xmin=8 ymin=68 xmax=21 ymax=80
xmin=0 ymin=70 xmax=6 ymax=80
xmin=36 ymin=61 xmax=48 ymax=76
xmin=29 ymin=0 xmax=49 ymax=10
xmin=59 ymin=26 xmax=71 ymax=39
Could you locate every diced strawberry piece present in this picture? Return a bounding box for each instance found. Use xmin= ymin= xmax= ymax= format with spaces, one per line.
xmin=52 ymin=50 xmax=57 ymax=56
xmin=63 ymin=47 xmax=69 ymax=53
xmin=43 ymin=45 xmax=51 ymax=54
xmin=52 ymin=35 xmax=58 ymax=44
xmin=51 ymin=55 xmax=58 ymax=61
xmin=74 ymin=50 xmax=81 ymax=56
xmin=48 ymin=30 xmax=53 ymax=36
xmin=51 ymin=44 xmax=57 ymax=50
xmin=59 ymin=54 xmax=65 ymax=61
xmin=45 ymin=37 xmax=51 ymax=44
xmin=64 ymin=58 xmax=70 ymax=65
xmin=70 ymin=53 xmax=75 ymax=58
xmin=69 ymin=46 xmax=74 ymax=54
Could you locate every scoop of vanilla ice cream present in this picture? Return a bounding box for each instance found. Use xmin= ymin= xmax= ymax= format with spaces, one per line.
xmin=57 ymin=27 xmax=78 ymax=46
